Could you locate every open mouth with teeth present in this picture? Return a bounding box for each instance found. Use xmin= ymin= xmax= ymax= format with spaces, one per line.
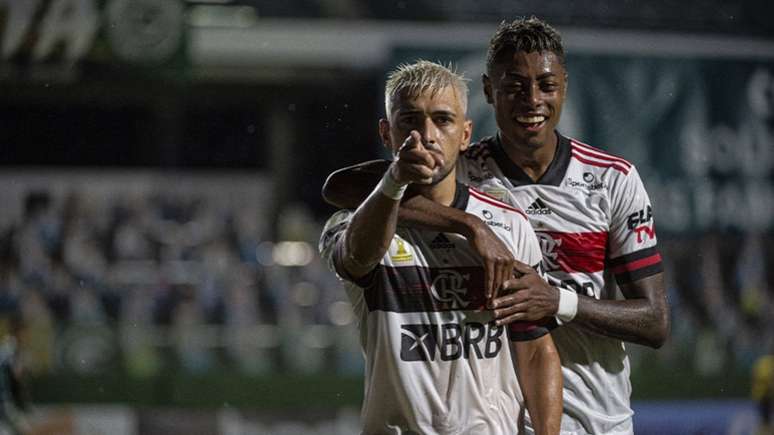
xmin=516 ymin=115 xmax=547 ymax=131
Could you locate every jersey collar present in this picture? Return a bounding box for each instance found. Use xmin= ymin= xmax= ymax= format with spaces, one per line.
xmin=489 ymin=131 xmax=571 ymax=187
xmin=450 ymin=181 xmax=470 ymax=210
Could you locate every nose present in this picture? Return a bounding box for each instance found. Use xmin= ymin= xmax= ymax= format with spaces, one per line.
xmin=523 ymin=82 xmax=541 ymax=107
xmin=418 ymin=117 xmax=439 ymax=145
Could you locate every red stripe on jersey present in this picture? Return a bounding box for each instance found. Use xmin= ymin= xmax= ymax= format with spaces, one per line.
xmin=570 ymin=140 xmax=632 ymax=168
xmin=508 ymin=322 xmax=538 ymax=332
xmin=539 ymin=231 xmax=608 ymax=273
xmin=468 ymin=188 xmax=527 ymax=219
xmin=611 ymin=252 xmax=662 ymax=274
xmin=571 ymin=151 xmax=630 ymax=175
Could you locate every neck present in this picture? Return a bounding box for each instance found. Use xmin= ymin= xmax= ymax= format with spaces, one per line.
xmin=418 ymin=169 xmax=457 ymax=207
xmin=500 ymin=131 xmax=558 ymax=182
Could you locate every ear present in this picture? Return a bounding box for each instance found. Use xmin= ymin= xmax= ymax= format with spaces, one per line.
xmin=482 ymin=73 xmax=494 ymax=105
xmin=460 ymin=119 xmax=473 ymax=153
xmin=378 ymin=118 xmax=393 ymax=152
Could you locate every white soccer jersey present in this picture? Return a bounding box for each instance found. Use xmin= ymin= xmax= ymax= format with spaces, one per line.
xmin=319 ymin=183 xmax=550 ymax=435
xmin=457 ymin=132 xmax=663 ymax=435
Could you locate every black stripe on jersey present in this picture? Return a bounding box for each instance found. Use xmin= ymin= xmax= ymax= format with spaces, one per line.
xmin=363 ymin=265 xmax=486 ymax=313
xmin=451 ymin=182 xmax=470 ymax=210
xmin=608 ymin=246 xmax=659 ymax=267
xmin=608 ymin=246 xmax=663 ymax=285
xmin=489 ymin=132 xmax=572 ymax=187
xmin=363 ymin=264 xmax=553 ymax=341
xmin=507 ymin=318 xmax=556 ymax=342
xmin=615 ymin=263 xmax=663 ymax=286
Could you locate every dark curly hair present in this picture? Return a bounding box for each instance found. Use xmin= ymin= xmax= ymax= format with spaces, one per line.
xmin=486 ymin=17 xmax=565 ymax=74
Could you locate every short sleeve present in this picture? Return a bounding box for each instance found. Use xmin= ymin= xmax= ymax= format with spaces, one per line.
xmin=607 ymin=166 xmax=663 ymax=286
xmin=318 ymin=209 xmax=354 ymax=281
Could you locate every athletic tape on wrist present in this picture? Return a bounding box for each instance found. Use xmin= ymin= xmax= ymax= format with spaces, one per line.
xmin=556 ymin=287 xmax=579 ymax=324
xmin=378 ymin=170 xmax=408 ymax=200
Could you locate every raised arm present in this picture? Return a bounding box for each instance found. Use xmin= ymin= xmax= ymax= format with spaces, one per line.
xmin=339 ymin=132 xmax=435 ymax=279
xmin=323 ymin=160 xmax=519 ymax=298
xmin=514 ymin=334 xmax=562 ymax=435
xmin=494 ymin=265 xmax=669 ymax=348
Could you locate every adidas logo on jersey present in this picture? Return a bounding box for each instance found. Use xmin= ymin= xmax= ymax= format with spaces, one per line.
xmin=429 ymin=233 xmax=455 ymax=251
xmin=526 ymin=198 xmax=552 ymax=215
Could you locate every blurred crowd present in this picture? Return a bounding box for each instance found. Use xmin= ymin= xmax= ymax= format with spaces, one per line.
xmin=0 ymin=185 xmax=772 ymax=384
xmin=651 ymin=234 xmax=774 ymax=376
xmin=0 ymin=187 xmax=359 ymax=380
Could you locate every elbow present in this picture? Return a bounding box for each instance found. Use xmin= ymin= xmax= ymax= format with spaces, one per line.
xmin=530 ymin=334 xmax=560 ymax=367
xmin=646 ymin=309 xmax=671 ymax=349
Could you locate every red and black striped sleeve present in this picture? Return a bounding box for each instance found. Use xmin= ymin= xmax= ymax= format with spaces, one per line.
xmin=608 ymin=246 xmax=663 ymax=286
xmin=507 ymin=318 xmax=557 ymax=341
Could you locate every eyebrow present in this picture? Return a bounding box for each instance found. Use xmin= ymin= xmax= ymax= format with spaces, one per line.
xmin=397 ymin=108 xmax=458 ymax=117
xmin=504 ymin=72 xmax=557 ymax=80
xmin=432 ymin=109 xmax=457 ymax=118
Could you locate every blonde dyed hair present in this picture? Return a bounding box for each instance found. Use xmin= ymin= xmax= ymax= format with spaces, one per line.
xmin=384 ymin=60 xmax=469 ymax=116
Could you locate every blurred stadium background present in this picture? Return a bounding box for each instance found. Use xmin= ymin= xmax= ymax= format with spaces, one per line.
xmin=1 ymin=0 xmax=773 ymax=434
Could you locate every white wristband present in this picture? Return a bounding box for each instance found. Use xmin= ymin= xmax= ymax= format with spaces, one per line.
xmin=556 ymin=288 xmax=579 ymax=324
xmin=377 ymin=170 xmax=408 ymax=200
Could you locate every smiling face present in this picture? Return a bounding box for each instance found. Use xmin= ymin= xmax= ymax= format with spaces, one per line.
xmin=380 ymin=85 xmax=472 ymax=185
xmin=483 ymin=49 xmax=567 ymax=151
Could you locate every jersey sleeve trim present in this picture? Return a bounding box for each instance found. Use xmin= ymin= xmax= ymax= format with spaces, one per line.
xmin=570 ymin=149 xmax=631 ymax=175
xmin=507 ymin=318 xmax=557 ymax=341
xmin=569 ymin=139 xmax=632 ymax=168
xmin=325 ymin=223 xmax=379 ymax=288
xmin=468 ymin=188 xmax=527 ymax=220
xmin=608 ymin=246 xmax=663 ymax=285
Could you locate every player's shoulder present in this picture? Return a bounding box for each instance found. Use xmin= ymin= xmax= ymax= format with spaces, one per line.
xmin=566 ymin=135 xmax=635 ymax=177
xmin=462 ymin=136 xmax=497 ymax=161
xmin=320 ymin=209 xmax=353 ymax=247
xmin=322 ymin=209 xmax=353 ymax=229
xmin=466 ymin=186 xmax=528 ymax=221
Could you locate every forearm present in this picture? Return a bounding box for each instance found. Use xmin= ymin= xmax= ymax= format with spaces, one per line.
xmin=323 ymin=161 xmax=484 ymax=238
xmin=398 ymin=194 xmax=482 ymax=237
xmin=571 ymin=273 xmax=669 ymax=348
xmin=573 ymin=294 xmax=667 ymax=347
xmin=322 ymin=160 xmax=390 ymax=209
xmin=515 ymin=336 xmax=562 ymax=435
xmin=341 ymin=176 xmax=402 ymax=278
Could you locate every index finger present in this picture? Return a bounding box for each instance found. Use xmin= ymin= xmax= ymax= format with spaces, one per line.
xmin=399 ymin=131 xmax=424 ymax=152
xmin=484 ymin=259 xmax=496 ymax=300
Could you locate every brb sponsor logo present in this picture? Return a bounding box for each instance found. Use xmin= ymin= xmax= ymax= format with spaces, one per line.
xmin=400 ymin=322 xmax=504 ymax=362
xmin=536 ymin=232 xmax=562 ymax=271
xmin=430 ymin=269 xmax=470 ymax=309
xmin=627 ymin=205 xmax=655 ymax=243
